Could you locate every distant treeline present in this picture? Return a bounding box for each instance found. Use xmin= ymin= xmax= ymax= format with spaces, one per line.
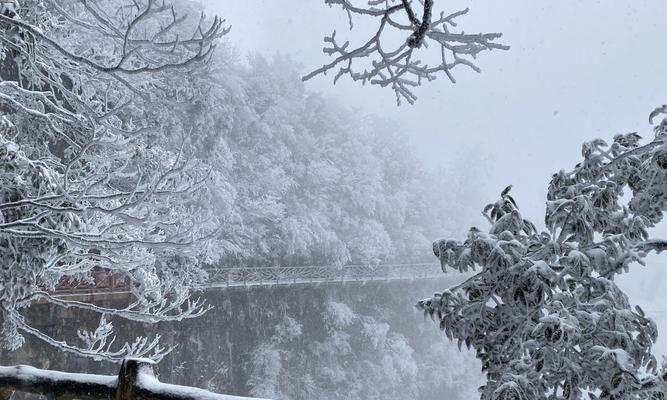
xmin=180 ymin=49 xmax=489 ymax=268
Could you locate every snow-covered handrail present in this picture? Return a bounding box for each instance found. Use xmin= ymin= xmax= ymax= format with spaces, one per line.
xmin=202 ymin=262 xmax=445 ymax=288
xmin=0 ymin=359 xmax=267 ymax=400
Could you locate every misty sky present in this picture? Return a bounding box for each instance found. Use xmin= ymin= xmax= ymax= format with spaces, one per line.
xmin=202 ymin=1 xmax=666 ymax=221
xmin=201 ymin=0 xmax=667 ymax=352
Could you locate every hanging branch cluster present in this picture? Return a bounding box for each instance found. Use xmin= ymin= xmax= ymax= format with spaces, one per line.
xmin=418 ymin=107 xmax=667 ymax=399
xmin=0 ymin=0 xmax=226 ymax=362
xmin=303 ymin=0 xmax=508 ymax=105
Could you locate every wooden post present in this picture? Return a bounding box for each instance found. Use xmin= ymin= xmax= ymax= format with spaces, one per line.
xmin=0 ymin=387 xmax=13 ymax=400
xmin=116 ymin=359 xmax=155 ymax=400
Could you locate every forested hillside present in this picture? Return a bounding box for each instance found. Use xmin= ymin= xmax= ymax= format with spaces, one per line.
xmin=0 ymin=0 xmax=490 ymax=359
xmin=173 ymin=47 xmax=491 ymax=268
xmin=3 ymin=1 xmax=667 ymax=400
xmin=3 ymin=280 xmax=484 ymax=400
xmin=0 ymin=1 xmax=491 ymax=398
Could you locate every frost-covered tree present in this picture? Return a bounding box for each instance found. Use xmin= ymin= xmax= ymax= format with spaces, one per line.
xmin=304 ymin=0 xmax=508 ymax=104
xmin=247 ymin=299 xmax=421 ymax=400
xmin=0 ymin=0 xmax=225 ymax=362
xmin=198 ymin=54 xmax=486 ymax=268
xmin=418 ymin=108 xmax=667 ymax=399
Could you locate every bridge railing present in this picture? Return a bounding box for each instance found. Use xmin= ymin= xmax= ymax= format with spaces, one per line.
xmin=202 ymin=263 xmax=444 ymax=288
xmin=0 ymin=359 xmax=266 ymax=400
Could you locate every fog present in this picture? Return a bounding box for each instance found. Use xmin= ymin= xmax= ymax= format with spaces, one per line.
xmin=3 ymin=2 xmax=667 ymax=399
xmin=203 ymin=0 xmax=667 ymax=349
xmin=204 ymin=0 xmax=667 ymax=221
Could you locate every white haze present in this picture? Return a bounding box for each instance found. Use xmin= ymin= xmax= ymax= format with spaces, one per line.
xmin=203 ymin=0 xmax=667 ymax=354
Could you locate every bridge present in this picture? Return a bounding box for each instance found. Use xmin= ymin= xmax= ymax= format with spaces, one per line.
xmin=50 ymin=263 xmax=445 ymax=301
xmin=201 ymin=263 xmax=445 ymax=289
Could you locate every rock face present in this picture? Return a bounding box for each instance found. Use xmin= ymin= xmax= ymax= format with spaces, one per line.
xmin=2 ymin=278 xmax=471 ymax=399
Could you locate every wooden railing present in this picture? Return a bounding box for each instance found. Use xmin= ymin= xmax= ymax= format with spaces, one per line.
xmin=0 ymin=359 xmax=266 ymax=400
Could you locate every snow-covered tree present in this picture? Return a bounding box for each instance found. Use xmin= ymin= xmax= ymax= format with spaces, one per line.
xmin=304 ymin=0 xmax=508 ymax=104
xmin=247 ymin=299 xmax=421 ymax=400
xmin=418 ymin=107 xmax=667 ymax=399
xmin=0 ymin=0 xmax=226 ymax=362
xmin=0 ymin=0 xmax=500 ymax=366
xmin=199 ymin=54 xmax=487 ymax=269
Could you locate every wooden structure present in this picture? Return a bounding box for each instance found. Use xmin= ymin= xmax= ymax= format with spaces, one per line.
xmin=0 ymin=359 xmax=265 ymax=400
xmin=46 ymin=268 xmax=133 ymax=303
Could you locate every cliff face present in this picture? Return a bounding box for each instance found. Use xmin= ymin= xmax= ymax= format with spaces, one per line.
xmin=2 ymin=278 xmax=482 ymax=399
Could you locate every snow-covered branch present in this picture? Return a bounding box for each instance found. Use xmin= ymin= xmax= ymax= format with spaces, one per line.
xmin=0 ymin=0 xmax=225 ymax=362
xmin=418 ymin=106 xmax=667 ymax=399
xmin=304 ymin=0 xmax=508 ymax=104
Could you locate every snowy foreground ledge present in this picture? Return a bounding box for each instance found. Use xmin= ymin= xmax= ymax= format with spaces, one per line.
xmin=0 ymin=359 xmax=268 ymax=400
